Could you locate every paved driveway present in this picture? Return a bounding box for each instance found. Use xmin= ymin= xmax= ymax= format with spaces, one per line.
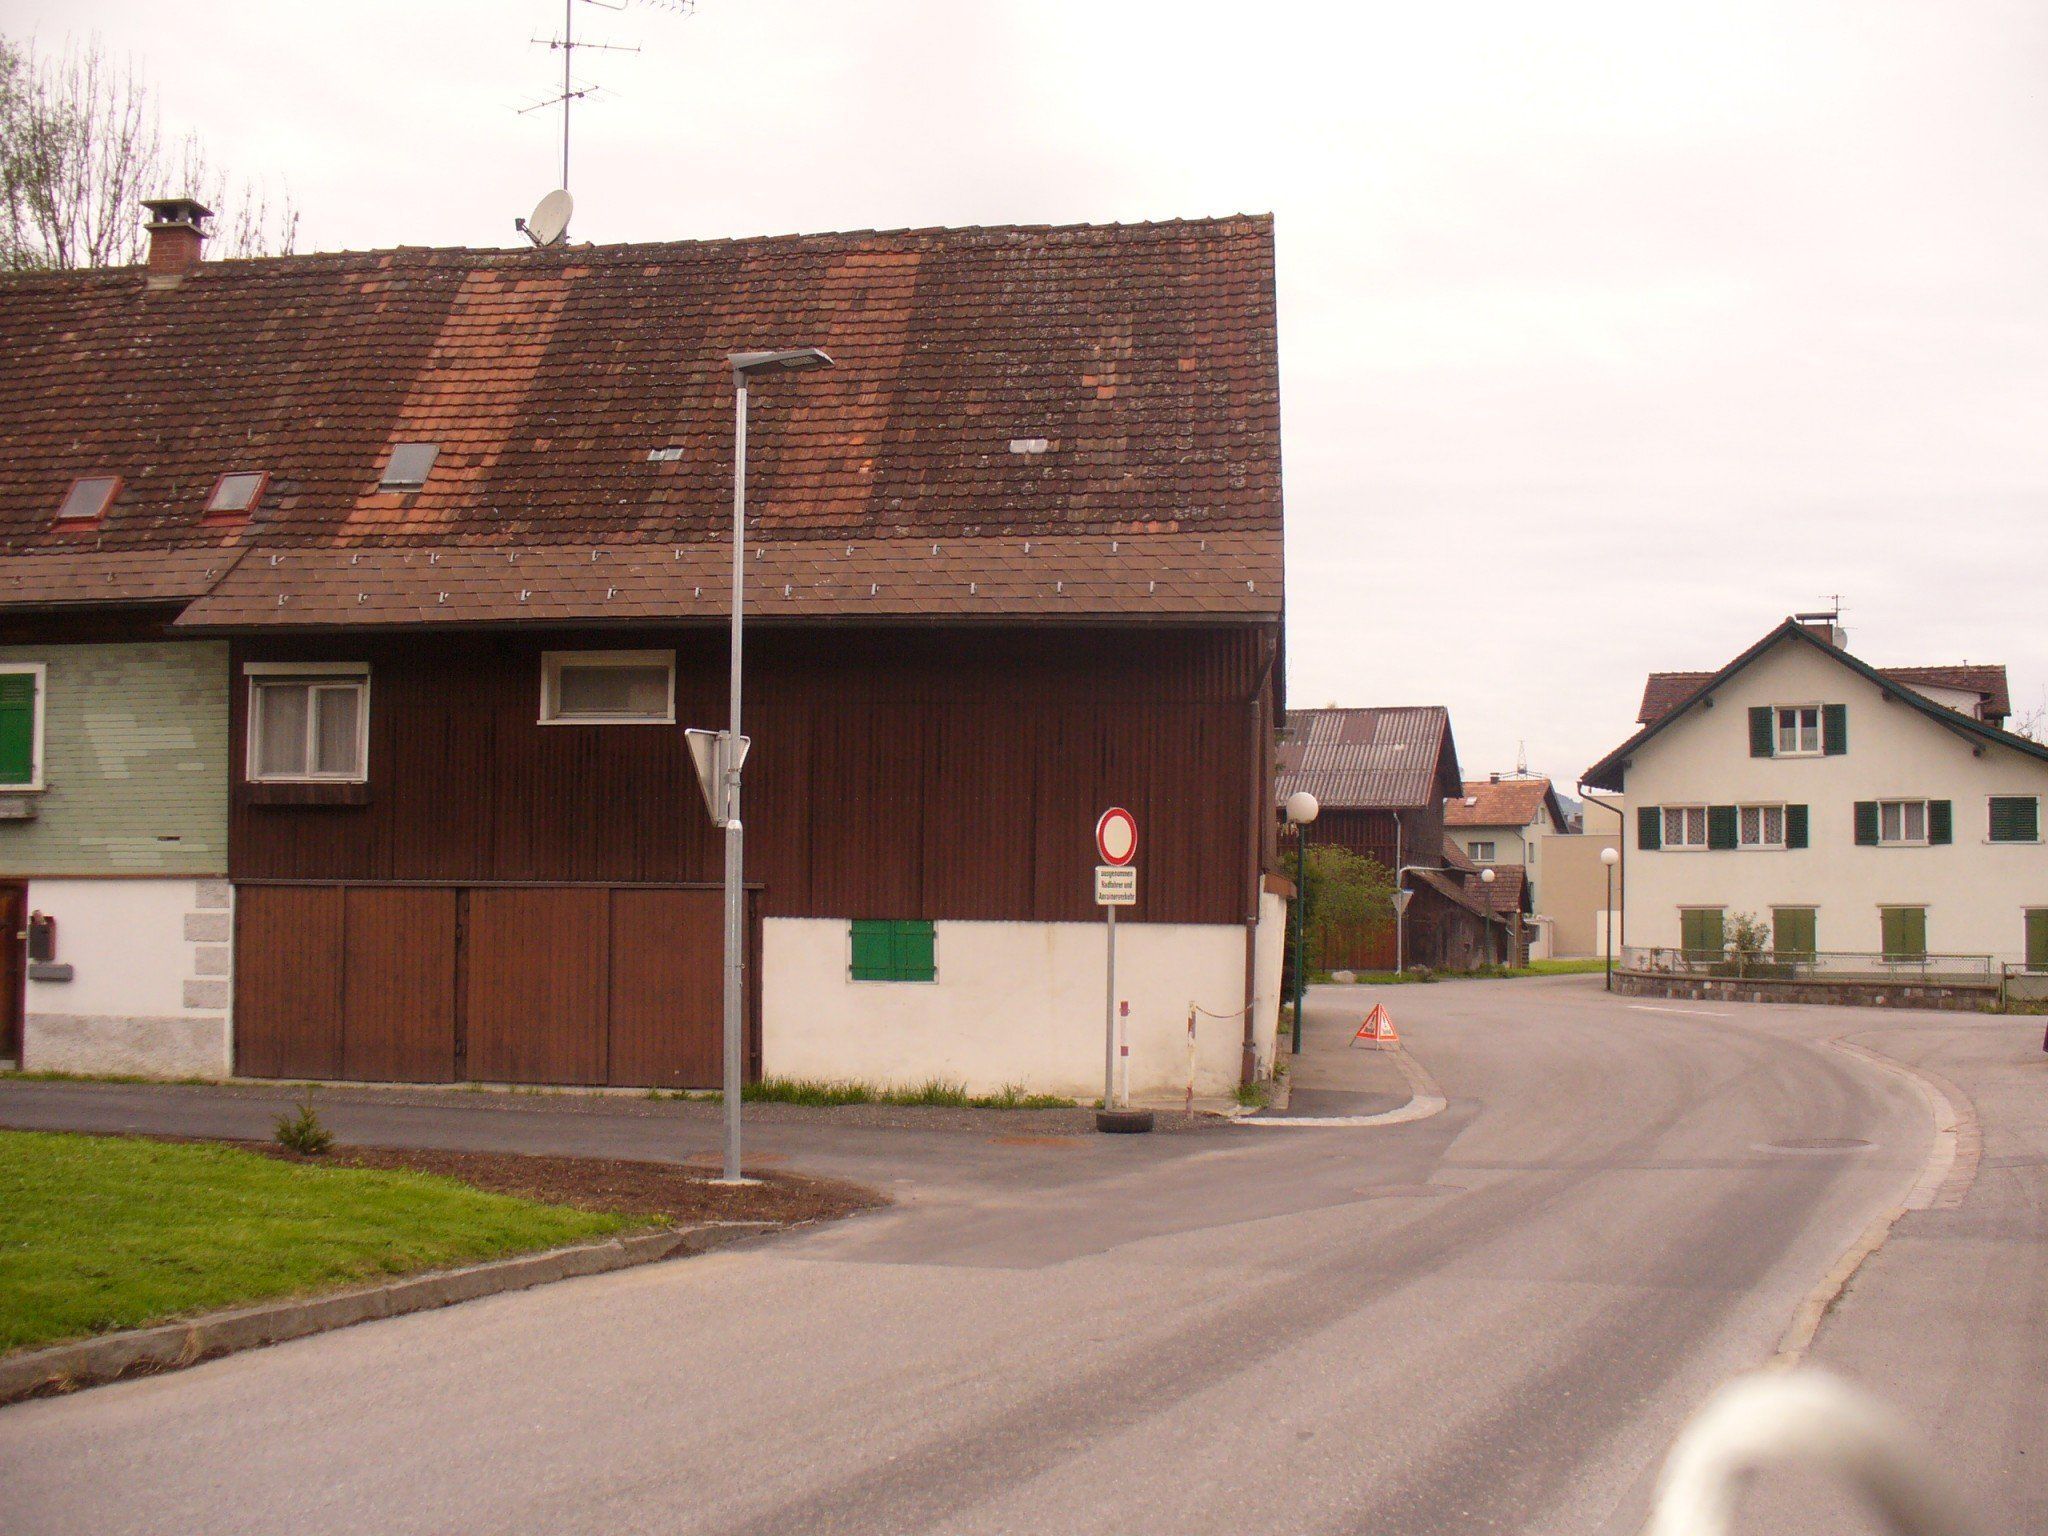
xmin=3 ymin=977 xmax=2035 ymax=1534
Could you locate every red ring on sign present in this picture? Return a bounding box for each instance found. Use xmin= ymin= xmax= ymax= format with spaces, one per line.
xmin=1096 ymin=807 xmax=1137 ymax=866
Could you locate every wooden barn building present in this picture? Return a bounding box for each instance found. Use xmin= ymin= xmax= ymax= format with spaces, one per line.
xmin=0 ymin=204 xmax=1288 ymax=1098
xmin=1275 ymin=707 xmax=1510 ymax=972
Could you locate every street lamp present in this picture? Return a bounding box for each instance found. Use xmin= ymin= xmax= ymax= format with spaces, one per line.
xmin=1284 ymin=791 xmax=1319 ymax=1053
xmin=1601 ymin=845 xmax=1621 ymax=991
xmin=715 ymin=346 xmax=834 ymax=1185
xmin=1392 ymin=863 xmax=1493 ymax=974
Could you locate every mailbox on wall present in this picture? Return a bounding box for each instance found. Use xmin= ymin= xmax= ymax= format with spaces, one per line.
xmin=26 ymin=911 xmax=55 ymax=964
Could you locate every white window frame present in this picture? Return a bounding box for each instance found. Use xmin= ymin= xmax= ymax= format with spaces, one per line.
xmin=0 ymin=662 xmax=48 ymax=792
xmin=1468 ymin=840 xmax=1497 ymax=863
xmin=1737 ymin=802 xmax=1787 ymax=850
xmin=243 ymin=662 xmax=371 ymax=783
xmin=1663 ymin=804 xmax=1708 ymax=850
xmin=1775 ymin=703 xmax=1823 ymax=757
xmin=1875 ymin=798 xmax=1929 ymax=846
xmin=1987 ymin=794 xmax=2042 ymax=845
xmin=538 ymin=649 xmax=676 ymax=726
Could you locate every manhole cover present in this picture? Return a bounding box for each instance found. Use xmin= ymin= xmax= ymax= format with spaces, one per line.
xmin=1768 ymin=1137 xmax=1871 ymax=1152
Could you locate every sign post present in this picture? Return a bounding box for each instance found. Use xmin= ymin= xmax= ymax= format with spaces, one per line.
xmin=1094 ymin=808 xmax=1138 ymax=1113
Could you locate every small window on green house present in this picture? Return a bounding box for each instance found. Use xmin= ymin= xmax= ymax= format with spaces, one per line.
xmin=1989 ymin=796 xmax=2040 ymax=844
xmin=850 ymin=919 xmax=937 ymax=982
xmin=1880 ymin=906 xmax=1927 ymax=962
xmin=0 ymin=665 xmax=44 ymax=789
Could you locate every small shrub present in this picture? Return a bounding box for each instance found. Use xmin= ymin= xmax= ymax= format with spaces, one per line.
xmin=1405 ymin=965 xmax=1436 ymax=983
xmin=273 ymin=1090 xmax=333 ymax=1156
xmin=1233 ymin=1080 xmax=1270 ymax=1109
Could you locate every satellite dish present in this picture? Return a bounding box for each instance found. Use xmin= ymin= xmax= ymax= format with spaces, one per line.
xmin=520 ymin=188 xmax=573 ymax=247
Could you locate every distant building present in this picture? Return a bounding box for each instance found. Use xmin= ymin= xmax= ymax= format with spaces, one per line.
xmin=1277 ymin=708 xmax=1511 ymax=971
xmin=1444 ymin=773 xmax=1569 ymax=957
xmin=1583 ymin=615 xmax=2047 ymax=976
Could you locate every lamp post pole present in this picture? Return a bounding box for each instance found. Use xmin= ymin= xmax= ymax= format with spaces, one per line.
xmin=1601 ymin=845 xmax=1620 ymax=992
xmin=1282 ymin=792 xmax=1319 ymax=1054
xmin=718 ymin=348 xmax=833 ymax=1185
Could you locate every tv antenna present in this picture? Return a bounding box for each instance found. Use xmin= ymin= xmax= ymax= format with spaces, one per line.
xmin=517 ymin=0 xmax=695 ymax=204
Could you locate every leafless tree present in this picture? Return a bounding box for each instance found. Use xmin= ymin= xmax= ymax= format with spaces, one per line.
xmin=2011 ymin=693 xmax=2046 ymax=744
xmin=1 ymin=33 xmax=298 ymax=272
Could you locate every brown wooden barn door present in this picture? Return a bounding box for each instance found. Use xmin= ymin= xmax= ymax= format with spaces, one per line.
xmin=341 ymin=888 xmax=458 ymax=1082
xmin=0 ymin=882 xmax=24 ymax=1064
xmin=460 ymin=887 xmax=610 ymax=1085
xmin=234 ymin=886 xmax=346 ymax=1078
xmin=606 ymin=887 xmax=723 ymax=1088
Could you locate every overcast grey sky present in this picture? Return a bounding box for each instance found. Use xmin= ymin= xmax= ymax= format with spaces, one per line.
xmin=14 ymin=0 xmax=2045 ymax=783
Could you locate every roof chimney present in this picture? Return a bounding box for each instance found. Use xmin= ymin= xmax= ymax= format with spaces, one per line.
xmin=1489 ymin=771 xmax=1501 ymax=784
xmin=1792 ymin=608 xmax=1845 ymax=648
xmin=142 ymin=197 xmax=213 ymax=276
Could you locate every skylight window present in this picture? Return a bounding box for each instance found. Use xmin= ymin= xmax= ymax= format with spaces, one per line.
xmin=204 ymin=471 xmax=268 ymax=519
xmin=55 ymin=475 xmax=121 ymax=524
xmin=379 ymin=443 xmax=439 ymax=490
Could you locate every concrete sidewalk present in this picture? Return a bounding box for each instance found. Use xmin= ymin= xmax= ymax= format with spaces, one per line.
xmin=1264 ymin=989 xmax=1418 ymax=1118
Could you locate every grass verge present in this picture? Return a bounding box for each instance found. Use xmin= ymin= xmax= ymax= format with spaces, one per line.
xmin=0 ymin=1129 xmax=644 ymax=1354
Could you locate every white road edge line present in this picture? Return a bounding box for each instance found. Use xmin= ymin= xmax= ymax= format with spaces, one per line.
xmin=1627 ymin=1003 xmax=1733 ymax=1019
xmin=1236 ymin=1043 xmax=1450 ymax=1130
xmin=1770 ymin=1037 xmax=1979 ymax=1367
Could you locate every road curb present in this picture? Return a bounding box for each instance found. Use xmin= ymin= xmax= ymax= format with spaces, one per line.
xmin=1770 ymin=1037 xmax=1979 ymax=1366
xmin=0 ymin=1220 xmax=779 ymax=1408
xmin=1236 ymin=1045 xmax=1449 ymax=1130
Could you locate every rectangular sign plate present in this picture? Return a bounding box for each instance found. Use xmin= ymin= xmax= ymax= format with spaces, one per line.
xmin=1094 ymin=865 xmax=1137 ymax=906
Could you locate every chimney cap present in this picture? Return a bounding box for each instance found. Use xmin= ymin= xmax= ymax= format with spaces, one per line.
xmin=142 ymin=197 xmax=214 ymax=230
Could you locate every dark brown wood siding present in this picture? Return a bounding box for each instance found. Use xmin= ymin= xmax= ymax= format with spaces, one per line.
xmin=229 ymin=624 xmax=1274 ymax=926
xmin=233 ymin=885 xmax=344 ymax=1078
xmin=340 ymin=886 xmax=458 ymax=1082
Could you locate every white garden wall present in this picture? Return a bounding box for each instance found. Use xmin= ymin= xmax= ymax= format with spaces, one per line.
xmin=763 ymin=916 xmax=1260 ymax=1101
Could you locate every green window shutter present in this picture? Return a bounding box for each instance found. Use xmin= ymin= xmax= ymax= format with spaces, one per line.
xmin=1707 ymin=805 xmax=1739 ymax=850
xmin=1785 ymin=804 xmax=1810 ymax=849
xmin=1681 ymin=908 xmax=1724 ymax=959
xmin=1823 ymin=704 xmax=1848 ymax=755
xmin=2027 ymin=910 xmax=2048 ymax=971
xmin=1637 ymin=806 xmax=1661 ymax=851
xmin=1928 ymin=800 xmax=1953 ymax=845
xmin=1881 ymin=907 xmax=1926 ymax=960
xmin=1772 ymin=907 xmax=1816 ymax=959
xmin=1989 ymin=796 xmax=2039 ymax=843
xmin=1853 ymin=801 xmax=1879 ymax=846
xmin=0 ymin=671 xmax=35 ymax=786
xmin=850 ymin=920 xmax=894 ymax=980
xmin=891 ymin=920 xmax=937 ymax=982
xmin=1748 ymin=707 xmax=1775 ymax=758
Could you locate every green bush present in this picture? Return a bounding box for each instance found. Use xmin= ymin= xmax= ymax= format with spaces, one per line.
xmin=273 ymin=1090 xmax=333 ymax=1156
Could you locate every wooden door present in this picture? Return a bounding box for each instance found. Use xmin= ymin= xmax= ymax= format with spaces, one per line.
xmin=341 ymin=887 xmax=458 ymax=1082
xmin=2026 ymin=909 xmax=2048 ymax=973
xmin=0 ymin=883 xmax=23 ymax=1064
xmin=462 ymin=887 xmax=610 ymax=1084
xmin=607 ymin=887 xmax=722 ymax=1087
xmin=234 ymin=886 xmax=345 ymax=1078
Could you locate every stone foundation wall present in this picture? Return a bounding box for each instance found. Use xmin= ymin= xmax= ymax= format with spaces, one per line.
xmin=1614 ymin=970 xmax=1996 ymax=1013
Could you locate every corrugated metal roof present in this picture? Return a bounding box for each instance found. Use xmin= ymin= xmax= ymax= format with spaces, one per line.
xmin=1274 ymin=706 xmax=1457 ymax=810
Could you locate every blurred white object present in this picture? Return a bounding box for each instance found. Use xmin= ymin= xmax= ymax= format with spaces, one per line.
xmin=1643 ymin=1370 xmax=1974 ymax=1536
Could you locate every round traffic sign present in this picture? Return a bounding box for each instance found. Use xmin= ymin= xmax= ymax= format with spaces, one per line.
xmin=1095 ymin=806 xmax=1137 ymax=866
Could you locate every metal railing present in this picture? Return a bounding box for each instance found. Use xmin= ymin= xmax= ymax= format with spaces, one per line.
xmin=1623 ymin=946 xmax=1997 ymax=985
xmin=1644 ymin=1370 xmax=1976 ymax=1535
xmin=1999 ymin=963 xmax=2048 ymax=1008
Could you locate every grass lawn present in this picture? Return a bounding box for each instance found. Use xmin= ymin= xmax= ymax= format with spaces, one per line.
xmin=1312 ymin=956 xmax=1611 ymax=984
xmin=0 ymin=1130 xmax=645 ymax=1354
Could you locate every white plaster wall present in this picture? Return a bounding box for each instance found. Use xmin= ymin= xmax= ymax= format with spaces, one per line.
xmin=1251 ymin=891 xmax=1287 ymax=1078
xmin=22 ymin=877 xmax=232 ymax=1077
xmin=763 ymin=917 xmax=1255 ymax=1101
xmin=1620 ymin=637 xmax=2048 ymax=963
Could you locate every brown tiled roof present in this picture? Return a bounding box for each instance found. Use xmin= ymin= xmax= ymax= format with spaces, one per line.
xmin=0 ymin=217 xmax=1282 ymax=623
xmin=1406 ymin=866 xmax=1507 ymax=924
xmin=1640 ymin=663 xmax=2010 ymax=725
xmin=1439 ymin=836 xmax=1478 ymax=873
xmin=174 ymin=533 xmax=1280 ymax=629
xmin=1469 ymin=863 xmax=1528 ymax=918
xmin=0 ymin=548 xmax=246 ymax=607
xmin=1444 ymin=776 xmax=1559 ymax=829
xmin=1274 ymin=706 xmax=1462 ymax=811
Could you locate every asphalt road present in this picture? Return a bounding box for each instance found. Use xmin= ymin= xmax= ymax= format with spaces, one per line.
xmin=5 ymin=976 xmax=2030 ymax=1535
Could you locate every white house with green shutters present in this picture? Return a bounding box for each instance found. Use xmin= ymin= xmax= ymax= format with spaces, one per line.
xmin=1583 ymin=616 xmax=2048 ymax=974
